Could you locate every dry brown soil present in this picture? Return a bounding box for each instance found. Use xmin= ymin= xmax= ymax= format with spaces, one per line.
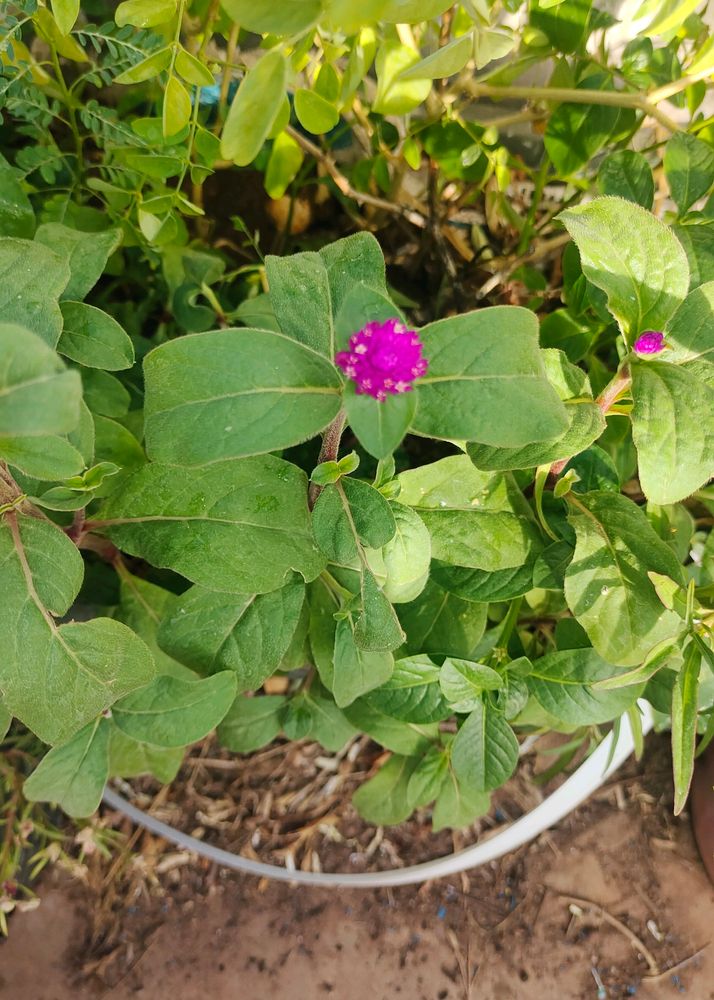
xmin=1 ymin=736 xmax=713 ymax=1000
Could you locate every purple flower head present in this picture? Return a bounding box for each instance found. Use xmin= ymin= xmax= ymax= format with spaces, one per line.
xmin=335 ymin=318 xmax=428 ymax=402
xmin=633 ymin=330 xmax=665 ymax=356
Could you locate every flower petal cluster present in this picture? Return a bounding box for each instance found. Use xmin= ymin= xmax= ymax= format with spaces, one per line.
xmin=335 ymin=319 xmax=428 ymax=401
xmin=633 ymin=331 xmax=665 ymax=356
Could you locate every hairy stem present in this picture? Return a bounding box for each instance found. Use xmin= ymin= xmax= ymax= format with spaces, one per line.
xmin=308 ymin=411 xmax=346 ymax=509
xmin=550 ymin=366 xmax=632 ymax=478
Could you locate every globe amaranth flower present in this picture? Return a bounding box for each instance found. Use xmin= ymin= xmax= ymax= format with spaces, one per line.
xmin=633 ymin=330 xmax=665 ymax=356
xmin=335 ymin=319 xmax=428 ymax=401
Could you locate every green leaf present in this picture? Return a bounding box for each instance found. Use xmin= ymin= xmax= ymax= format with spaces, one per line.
xmin=157 ymin=577 xmax=305 ymax=691
xmin=0 ymin=238 xmax=70 ymax=346
xmin=0 ymin=162 xmax=35 ymax=238
xmin=219 ymin=0 xmax=320 ymax=34
xmin=313 ymin=478 xmax=396 ymax=564
xmin=664 ymin=132 xmax=714 ymax=216
xmin=451 ymin=700 xmax=518 ymax=793
xmin=344 ymin=382 xmax=417 ymax=460
xmin=115 ymin=572 xmax=193 ymax=680
xmin=354 ymin=567 xmax=404 ymax=651
xmin=115 ymin=0 xmax=177 ymax=28
xmin=545 ymin=76 xmax=633 ymax=177
xmin=221 ymin=52 xmax=287 ymax=165
xmin=380 ymin=0 xmax=453 ymax=20
xmin=397 ymin=33 xmax=472 ymax=81
xmin=407 ymin=746 xmax=449 ymax=808
xmin=0 ymin=323 xmax=81 ymax=438
xmin=439 ymin=658 xmax=504 ymax=712
xmin=93 ymin=415 xmax=145 ymax=469
xmin=108 ymin=725 xmax=184 ymax=782
xmin=58 ymin=302 xmax=134 ymax=371
xmin=352 ymin=754 xmax=419 ymax=825
xmin=432 ymin=558 xmax=539 ymax=603
xmin=319 ymin=232 xmax=387 ymax=319
xmin=50 ymin=0 xmax=80 ymax=34
xmin=163 ymin=75 xmax=191 ymax=138
xmin=467 ymin=349 xmax=605 ymax=471
xmin=382 ymin=503 xmax=430 ymax=604
xmin=527 ymin=648 xmax=645 ymax=725
xmin=0 ymin=702 xmax=11 ymax=741
xmin=294 ymin=89 xmax=339 ymax=135
xmin=175 ymin=47 xmax=215 ymax=87
xmin=114 ymin=46 xmax=173 ymax=84
xmin=374 ymin=41 xmax=431 ymax=115
xmin=413 ymin=306 xmax=568 ymax=445
xmin=558 ymin=198 xmax=689 ymax=340
xmin=113 ymin=672 xmax=237 ymax=747
xmin=266 ymin=251 xmax=335 ymax=357
xmin=0 ymin=436 xmax=84 ymax=480
xmin=397 ymin=579 xmax=488 ymax=658
xmin=564 ymin=492 xmax=685 ymax=666
xmin=530 ymin=0 xmax=591 ymax=53
xmin=631 ymin=360 xmax=714 ymax=504
xmin=265 ymin=132 xmax=304 ymax=200
xmin=663 ymin=281 xmax=714 ymax=366
xmin=597 ymin=150 xmax=654 ymax=209
xmin=143 ymin=328 xmax=341 ymax=464
xmin=343 ymin=699 xmax=437 ymax=755
xmin=432 ymin=762 xmax=490 ymax=831
xmin=95 ymin=457 xmax=326 ymax=594
xmin=672 ymin=642 xmax=702 ymax=814
xmin=674 ymin=222 xmax=714 ymax=291
xmin=82 ymin=370 xmax=130 ymax=418
xmin=332 ymin=616 xmax=394 ymax=707
xmin=303 ymin=684 xmax=356 ymax=752
xmin=217 ymin=694 xmax=286 ymax=752
xmin=0 ymin=514 xmax=154 ymax=744
xmin=24 ymin=720 xmax=109 ymax=818
xmin=364 ymin=655 xmax=449 ymax=723
xmin=34 ymin=224 xmax=121 ymax=304
xmin=308 ymin=578 xmax=340 ymax=689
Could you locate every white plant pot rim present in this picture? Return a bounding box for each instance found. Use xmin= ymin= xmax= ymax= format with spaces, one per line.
xmin=102 ymin=702 xmax=653 ymax=888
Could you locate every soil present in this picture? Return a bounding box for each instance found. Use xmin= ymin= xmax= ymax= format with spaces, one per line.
xmin=1 ymin=734 xmax=713 ymax=1000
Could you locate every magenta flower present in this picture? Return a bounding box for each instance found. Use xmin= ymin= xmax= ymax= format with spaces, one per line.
xmin=335 ymin=319 xmax=428 ymax=401
xmin=633 ymin=331 xmax=665 ymax=356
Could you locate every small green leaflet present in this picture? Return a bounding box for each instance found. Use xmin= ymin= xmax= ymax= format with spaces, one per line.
xmin=439 ymin=658 xmax=504 ymax=713
xmin=221 ymin=51 xmax=288 ymax=165
xmin=381 ymin=502 xmax=430 ymax=604
xmin=412 ymin=306 xmax=568 ymax=446
xmin=558 ymin=198 xmax=689 ymax=340
xmin=112 ymin=672 xmax=237 ymax=747
xmin=143 ymin=328 xmax=342 ymax=464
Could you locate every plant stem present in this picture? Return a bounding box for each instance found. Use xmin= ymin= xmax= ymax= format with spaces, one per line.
xmin=550 ymin=366 xmax=632 ymax=477
xmin=463 ymin=80 xmax=681 ymax=133
xmin=308 ymin=411 xmax=346 ymax=509
xmin=49 ymin=45 xmax=83 ymax=167
xmin=218 ymin=22 xmax=240 ymax=123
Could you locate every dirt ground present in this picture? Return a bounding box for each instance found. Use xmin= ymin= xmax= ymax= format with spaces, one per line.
xmin=1 ymin=735 xmax=713 ymax=1000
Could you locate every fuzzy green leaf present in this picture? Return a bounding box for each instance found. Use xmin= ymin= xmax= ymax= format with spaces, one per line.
xmin=58 ymin=302 xmax=134 ymax=371
xmin=143 ymin=328 xmax=341 ymax=464
xmin=95 ymin=457 xmax=325 ymax=594
xmin=24 ymin=720 xmax=109 ymax=817
xmin=413 ymin=306 xmax=568 ymax=446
